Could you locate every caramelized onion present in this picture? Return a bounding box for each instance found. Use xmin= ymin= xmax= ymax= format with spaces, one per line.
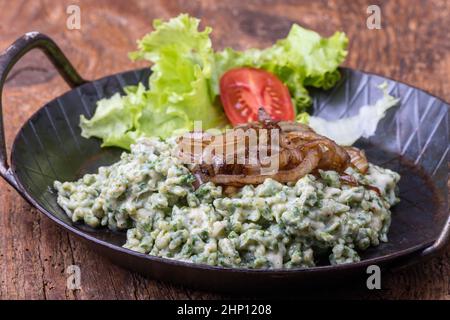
xmin=176 ymin=111 xmax=369 ymax=187
xmin=344 ymin=146 xmax=369 ymax=174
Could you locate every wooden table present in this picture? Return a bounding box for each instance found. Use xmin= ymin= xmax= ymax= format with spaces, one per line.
xmin=0 ymin=0 xmax=448 ymax=300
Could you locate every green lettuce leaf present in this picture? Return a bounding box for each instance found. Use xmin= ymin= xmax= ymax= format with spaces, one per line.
xmin=79 ymin=84 xmax=146 ymax=149
xmin=80 ymin=14 xmax=226 ymax=149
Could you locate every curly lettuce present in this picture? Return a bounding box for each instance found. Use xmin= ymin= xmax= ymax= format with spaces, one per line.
xmin=80 ymin=14 xmax=227 ymax=149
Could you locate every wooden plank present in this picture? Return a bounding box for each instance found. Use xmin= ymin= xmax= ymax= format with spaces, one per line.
xmin=0 ymin=0 xmax=448 ymax=300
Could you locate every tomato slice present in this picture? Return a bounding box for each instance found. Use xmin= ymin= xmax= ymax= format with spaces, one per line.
xmin=219 ymin=67 xmax=295 ymax=125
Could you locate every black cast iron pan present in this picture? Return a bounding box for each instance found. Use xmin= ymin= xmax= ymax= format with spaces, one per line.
xmin=0 ymin=33 xmax=448 ymax=293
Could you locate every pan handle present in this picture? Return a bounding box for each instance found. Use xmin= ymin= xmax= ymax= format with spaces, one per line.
xmin=0 ymin=32 xmax=86 ymax=188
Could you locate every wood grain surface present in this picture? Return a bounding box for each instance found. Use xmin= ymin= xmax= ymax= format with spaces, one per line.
xmin=0 ymin=0 xmax=449 ymax=300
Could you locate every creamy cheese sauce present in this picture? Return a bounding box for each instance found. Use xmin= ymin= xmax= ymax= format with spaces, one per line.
xmin=54 ymin=137 xmax=400 ymax=269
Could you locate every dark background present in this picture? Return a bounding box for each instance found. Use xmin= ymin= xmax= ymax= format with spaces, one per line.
xmin=0 ymin=0 xmax=448 ymax=299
